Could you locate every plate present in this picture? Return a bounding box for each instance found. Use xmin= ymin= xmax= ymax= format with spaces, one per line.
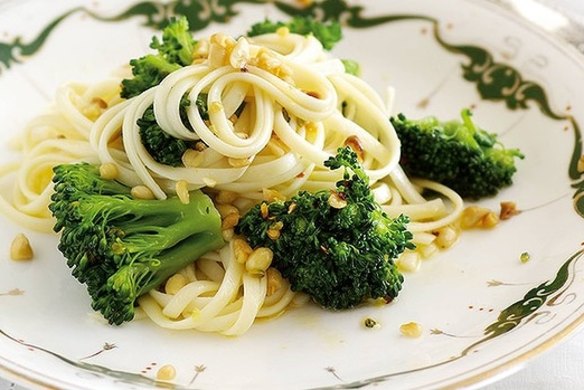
xmin=1 ymin=0 xmax=584 ymax=389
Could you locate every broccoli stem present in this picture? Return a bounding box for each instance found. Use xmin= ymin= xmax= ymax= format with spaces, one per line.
xmin=140 ymin=231 xmax=223 ymax=292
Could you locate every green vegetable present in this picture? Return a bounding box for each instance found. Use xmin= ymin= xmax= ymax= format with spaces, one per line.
xmin=121 ymin=17 xmax=196 ymax=98
xmin=341 ymin=59 xmax=361 ymax=76
xmin=237 ymin=147 xmax=413 ymax=310
xmin=248 ymin=16 xmax=342 ymax=50
xmin=49 ymin=163 xmax=224 ymax=325
xmin=138 ymin=94 xmax=209 ymax=167
xmin=391 ymin=109 xmax=524 ymax=199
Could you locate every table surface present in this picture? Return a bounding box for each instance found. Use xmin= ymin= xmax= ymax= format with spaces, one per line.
xmin=2 ymin=0 xmax=584 ymax=389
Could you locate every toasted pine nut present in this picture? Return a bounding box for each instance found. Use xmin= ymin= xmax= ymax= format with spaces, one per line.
xmin=287 ymin=202 xmax=297 ymax=214
xmin=182 ymin=149 xmax=204 ymax=168
xmin=344 ymin=135 xmax=365 ymax=161
xmin=156 ymin=364 xmax=176 ymax=381
xmin=175 ymin=180 xmax=190 ymax=204
xmin=216 ymin=190 xmax=238 ymax=205
xmin=418 ymin=243 xmax=438 ymax=259
xmin=482 ymin=212 xmax=499 ymax=228
xmin=433 ymin=226 xmax=458 ymax=249
xmin=10 ymin=233 xmax=33 ymax=261
xmin=99 ymin=163 xmax=119 ymax=180
xmin=217 ymin=204 xmax=238 ymax=218
xmin=131 ymin=185 xmax=155 ymax=200
xmin=267 ymin=221 xmax=283 ymax=241
xmin=260 ymin=202 xmax=269 ymax=219
xmin=397 ymin=252 xmax=420 ymax=273
xmin=400 ymin=322 xmax=423 ymax=338
xmin=263 ymin=188 xmax=286 ymax=202
xmin=222 ymin=228 xmax=234 ymax=241
xmin=460 ymin=206 xmax=489 ymax=229
xmin=266 ymin=267 xmax=283 ymax=296
xmin=233 ymin=238 xmax=253 ymax=264
xmin=328 ymin=191 xmax=347 ymax=209
xmin=500 ymin=201 xmax=520 ymax=220
xmin=165 ymin=274 xmax=187 ymax=295
xmin=246 ymin=247 xmax=273 ymax=276
xmin=194 ymin=141 xmax=207 ymax=152
xmin=222 ymin=213 xmax=240 ymax=230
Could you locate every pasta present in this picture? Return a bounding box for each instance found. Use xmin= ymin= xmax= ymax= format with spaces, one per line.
xmin=0 ymin=27 xmax=463 ymax=335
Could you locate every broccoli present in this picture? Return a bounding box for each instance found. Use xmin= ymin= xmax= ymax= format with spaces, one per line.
xmin=49 ymin=163 xmax=224 ymax=325
xmin=138 ymin=94 xmax=209 ymax=166
xmin=237 ymin=147 xmax=413 ymax=310
xmin=121 ymin=16 xmax=196 ymax=98
xmin=248 ymin=16 xmax=342 ymax=50
xmin=391 ymin=109 xmax=524 ymax=199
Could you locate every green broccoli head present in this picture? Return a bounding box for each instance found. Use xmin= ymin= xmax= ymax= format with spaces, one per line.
xmin=237 ymin=147 xmax=413 ymax=310
xmin=391 ymin=109 xmax=524 ymax=199
xmin=49 ymin=163 xmax=224 ymax=325
xmin=151 ymin=17 xmax=196 ymax=66
xmin=137 ymin=93 xmax=209 ymax=167
xmin=121 ymin=16 xmax=196 ymax=99
xmin=248 ymin=16 xmax=342 ymax=50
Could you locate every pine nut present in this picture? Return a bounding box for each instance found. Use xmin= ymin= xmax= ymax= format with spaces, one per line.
xmin=397 ymin=252 xmax=420 ymax=273
xmin=400 ymin=322 xmax=423 ymax=338
xmin=328 ymin=191 xmax=347 ymax=209
xmin=182 ymin=149 xmax=203 ymax=168
xmin=10 ymin=233 xmax=33 ymax=261
xmin=500 ymin=201 xmax=520 ymax=220
xmin=266 ymin=267 xmax=283 ymax=296
xmin=262 ymin=188 xmax=286 ymax=202
xmin=216 ymin=190 xmax=238 ymax=204
xmin=433 ymin=226 xmax=458 ymax=249
xmin=222 ymin=228 xmax=234 ymax=241
xmin=175 ymin=180 xmax=190 ymax=204
xmin=165 ymin=274 xmax=187 ymax=295
xmin=246 ymin=247 xmax=273 ymax=276
xmin=233 ymin=238 xmax=253 ymax=264
xmin=131 ymin=185 xmax=155 ymax=200
xmin=99 ymin=163 xmax=118 ymax=180
xmin=217 ymin=204 xmax=238 ymax=218
xmin=260 ymin=202 xmax=269 ymax=219
xmin=222 ymin=213 xmax=240 ymax=230
xmin=267 ymin=221 xmax=283 ymax=240
xmin=344 ymin=135 xmax=365 ymax=161
xmin=156 ymin=364 xmax=176 ymax=381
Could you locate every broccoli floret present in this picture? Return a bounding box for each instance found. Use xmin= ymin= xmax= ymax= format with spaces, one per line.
xmin=150 ymin=17 xmax=196 ymax=67
xmin=237 ymin=147 xmax=413 ymax=310
xmin=49 ymin=163 xmax=224 ymax=325
xmin=391 ymin=109 xmax=524 ymax=199
xmin=138 ymin=94 xmax=209 ymax=166
xmin=121 ymin=17 xmax=196 ymax=98
xmin=248 ymin=16 xmax=342 ymax=50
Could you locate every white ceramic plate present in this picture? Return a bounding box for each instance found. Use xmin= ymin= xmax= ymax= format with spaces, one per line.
xmin=1 ymin=0 xmax=584 ymax=389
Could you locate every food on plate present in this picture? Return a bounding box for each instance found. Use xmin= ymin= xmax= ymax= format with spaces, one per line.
xmin=391 ymin=109 xmax=524 ymax=198
xmin=238 ymin=147 xmax=413 ymax=310
xmin=49 ymin=163 xmax=224 ymax=325
xmin=0 ymin=16 xmax=523 ymax=335
xmin=10 ymin=233 xmax=34 ymax=261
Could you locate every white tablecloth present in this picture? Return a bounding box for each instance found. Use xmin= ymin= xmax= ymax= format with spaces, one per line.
xmin=2 ymin=0 xmax=584 ymax=389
